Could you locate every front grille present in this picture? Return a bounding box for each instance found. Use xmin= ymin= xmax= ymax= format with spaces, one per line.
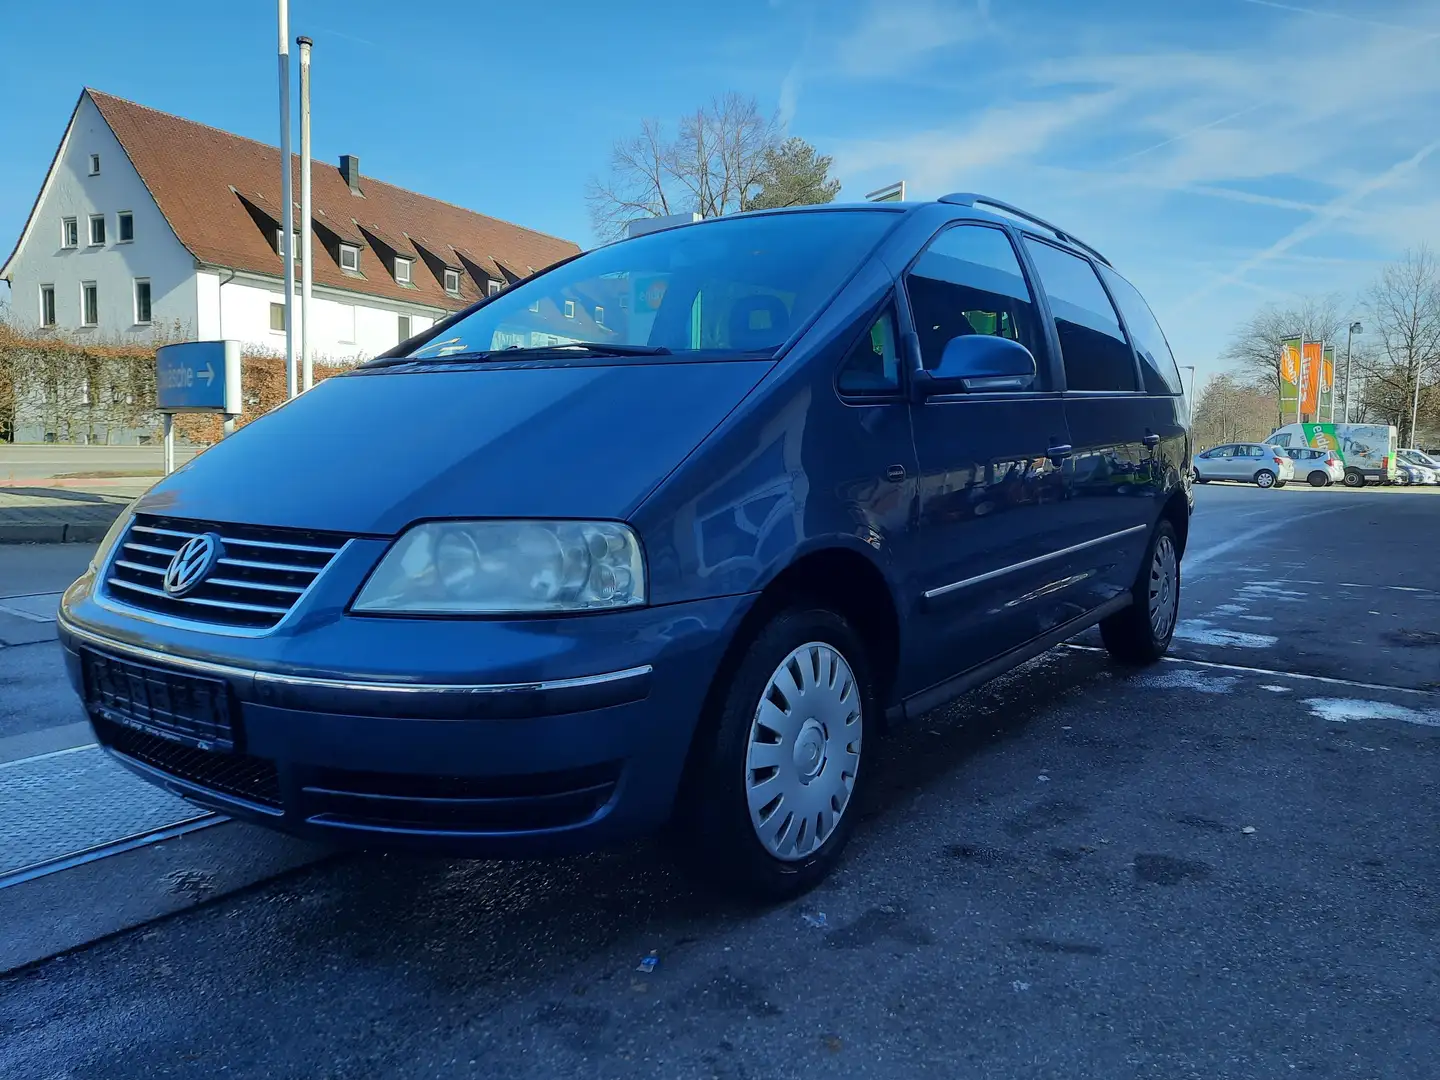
xmin=105 ymin=514 xmax=348 ymax=630
xmin=302 ymin=762 xmax=620 ymax=833
xmin=96 ymin=715 xmax=282 ymax=809
xmin=83 ymin=648 xmax=235 ymax=750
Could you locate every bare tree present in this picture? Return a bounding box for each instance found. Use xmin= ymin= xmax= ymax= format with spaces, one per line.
xmin=1354 ymin=246 xmax=1440 ymax=447
xmin=1221 ymin=295 xmax=1347 ymax=424
xmin=1190 ymin=373 xmax=1279 ymax=449
xmin=587 ymin=94 xmax=840 ymax=240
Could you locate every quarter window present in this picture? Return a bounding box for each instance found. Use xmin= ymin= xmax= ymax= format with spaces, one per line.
xmin=837 ymin=306 xmax=902 ymax=396
xmin=1097 ymin=265 xmax=1182 ymax=394
xmin=1023 ymin=240 xmax=1136 ymax=392
xmin=904 ymin=224 xmax=1043 ymax=377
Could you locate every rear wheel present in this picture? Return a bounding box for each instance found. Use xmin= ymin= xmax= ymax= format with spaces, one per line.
xmin=1343 ymin=468 xmax=1365 ymax=488
xmin=1192 ymin=468 xmax=1207 ymax=484
xmin=1308 ymin=471 xmax=1330 ymax=487
xmin=1100 ymin=519 xmax=1180 ymax=665
xmin=677 ymin=608 xmax=872 ymax=900
xmin=1254 ymin=469 xmax=1276 ymax=488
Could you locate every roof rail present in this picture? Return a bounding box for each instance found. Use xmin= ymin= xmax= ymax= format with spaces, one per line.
xmin=938 ymin=192 xmax=1112 ymax=268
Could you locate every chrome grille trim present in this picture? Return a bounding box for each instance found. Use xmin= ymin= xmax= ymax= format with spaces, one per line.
xmin=101 ymin=514 xmax=351 ymax=634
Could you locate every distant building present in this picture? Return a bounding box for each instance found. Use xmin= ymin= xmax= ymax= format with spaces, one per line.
xmin=1 ymin=88 xmax=580 ymax=440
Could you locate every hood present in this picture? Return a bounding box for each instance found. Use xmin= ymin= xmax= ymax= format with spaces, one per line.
xmin=136 ymin=360 xmax=772 ymax=535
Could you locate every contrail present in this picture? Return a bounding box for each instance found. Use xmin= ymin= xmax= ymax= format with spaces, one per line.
xmin=1239 ymin=0 xmax=1440 ymax=34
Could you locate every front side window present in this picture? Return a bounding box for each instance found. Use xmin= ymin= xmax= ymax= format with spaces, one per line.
xmin=40 ymin=284 xmax=56 ymax=327
xmin=62 ymin=217 xmax=79 ymax=247
xmin=903 ymin=223 xmax=1043 ymax=375
xmin=89 ymin=214 xmax=106 ymax=245
xmin=397 ymin=210 xmax=899 ymax=363
xmin=837 ymin=307 xmax=901 ymax=396
xmin=1098 ymin=265 xmax=1182 ymax=395
xmin=1023 ymin=239 xmax=1136 ymax=392
xmin=133 ymin=279 xmax=152 ymax=324
xmin=118 ymin=211 xmax=134 ymax=243
xmin=81 ymin=282 xmax=98 ymax=326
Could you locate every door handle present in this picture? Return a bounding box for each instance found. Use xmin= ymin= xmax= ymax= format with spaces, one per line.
xmin=1047 ymin=444 xmax=1073 ymax=464
xmin=1142 ymin=433 xmax=1161 ymax=448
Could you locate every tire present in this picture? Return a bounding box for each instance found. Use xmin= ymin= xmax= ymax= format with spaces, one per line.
xmin=1308 ymin=471 xmax=1329 ymax=488
xmin=677 ymin=607 xmax=873 ymax=901
xmin=1254 ymin=469 xmax=1276 ymax=488
xmin=1192 ymin=468 xmax=1208 ymax=484
xmin=1343 ymin=468 xmax=1365 ymax=488
xmin=1275 ymin=480 xmax=1288 ymax=488
xmin=1100 ymin=519 xmax=1180 ymax=665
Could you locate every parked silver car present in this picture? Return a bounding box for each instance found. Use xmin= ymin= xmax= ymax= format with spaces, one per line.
xmin=1281 ymin=446 xmax=1345 ymax=487
xmin=1192 ymin=443 xmax=1295 ymax=488
xmin=1399 ymin=449 xmax=1440 ymax=484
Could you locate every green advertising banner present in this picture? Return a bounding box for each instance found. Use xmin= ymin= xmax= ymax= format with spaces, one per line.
xmin=1279 ymin=336 xmax=1302 ymax=419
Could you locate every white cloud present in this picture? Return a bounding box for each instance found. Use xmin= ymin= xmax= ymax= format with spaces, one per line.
xmin=834 ymin=0 xmax=992 ymax=78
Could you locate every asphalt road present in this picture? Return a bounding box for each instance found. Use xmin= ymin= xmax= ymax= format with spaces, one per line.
xmin=0 ymin=444 xmax=199 ymax=481
xmin=3 ymin=484 xmax=1438 ymax=1079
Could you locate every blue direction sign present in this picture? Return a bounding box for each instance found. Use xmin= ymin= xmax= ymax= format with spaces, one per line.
xmin=155 ymin=340 xmax=241 ymax=414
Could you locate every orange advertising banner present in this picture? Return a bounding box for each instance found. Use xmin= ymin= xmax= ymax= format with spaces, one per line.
xmin=1301 ymin=340 xmax=1324 ymax=416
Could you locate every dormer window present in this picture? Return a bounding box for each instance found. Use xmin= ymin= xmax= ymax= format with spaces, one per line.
xmin=444 ymin=268 xmax=461 ymax=295
xmin=395 ymin=257 xmax=412 ymax=284
xmin=563 ymin=300 xmax=576 ymax=319
xmin=339 ymin=244 xmax=361 ymax=272
xmin=487 ymin=279 xmax=501 ymax=296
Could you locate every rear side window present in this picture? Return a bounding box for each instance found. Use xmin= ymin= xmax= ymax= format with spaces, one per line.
xmin=1023 ymin=240 xmax=1137 ymax=392
xmin=905 ymin=224 xmax=1044 ymax=379
xmin=1097 ymin=266 xmax=1183 ymax=395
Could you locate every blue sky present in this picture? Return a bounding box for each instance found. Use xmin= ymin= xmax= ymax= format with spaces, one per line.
xmin=3 ymin=0 xmax=1439 ymax=385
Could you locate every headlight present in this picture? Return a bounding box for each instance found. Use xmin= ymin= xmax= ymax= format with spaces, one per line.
xmin=352 ymin=520 xmax=646 ymax=615
xmin=89 ymin=502 xmax=137 ymax=575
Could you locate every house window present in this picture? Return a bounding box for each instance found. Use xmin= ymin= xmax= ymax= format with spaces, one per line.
xmin=62 ymin=217 xmax=79 ymax=247
xmin=40 ymin=285 xmax=56 ymax=328
xmin=398 ymin=314 xmax=412 ymax=341
xmin=395 ymin=257 xmax=412 ymax=284
xmin=88 ymin=154 xmax=100 ymax=175
xmin=89 ymin=214 xmax=106 ymax=245
xmin=528 ymin=299 xmax=541 ymax=313
xmin=118 ymin=212 xmax=134 ymax=243
xmin=563 ymin=299 xmax=576 ymax=319
xmin=487 ymin=279 xmax=501 ymax=296
xmin=270 ymin=301 xmax=286 ymax=332
xmin=444 ymin=268 xmax=461 ymax=295
xmin=81 ymin=282 xmax=98 ymax=326
xmin=595 ymin=306 xmax=604 ymax=326
xmin=339 ymin=244 xmax=361 ymax=272
xmin=133 ymin=279 xmax=152 ymax=325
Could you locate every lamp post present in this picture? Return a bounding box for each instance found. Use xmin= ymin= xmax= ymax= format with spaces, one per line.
xmin=1343 ymin=321 xmax=1362 ymax=424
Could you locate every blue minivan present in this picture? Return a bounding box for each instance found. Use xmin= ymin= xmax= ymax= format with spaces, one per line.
xmin=58 ymin=194 xmax=1191 ymax=898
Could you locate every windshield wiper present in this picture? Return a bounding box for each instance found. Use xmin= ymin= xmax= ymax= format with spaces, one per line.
xmin=361 ymin=341 xmax=672 ymax=371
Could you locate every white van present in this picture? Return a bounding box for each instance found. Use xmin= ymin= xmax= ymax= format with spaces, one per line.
xmin=1265 ymin=423 xmax=1398 ymax=487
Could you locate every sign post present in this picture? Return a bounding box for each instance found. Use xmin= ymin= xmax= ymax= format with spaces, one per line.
xmin=155 ymin=340 xmax=242 ymax=475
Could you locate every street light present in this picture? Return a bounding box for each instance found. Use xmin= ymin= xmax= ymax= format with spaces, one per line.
xmin=1343 ymin=321 xmax=1362 ymax=424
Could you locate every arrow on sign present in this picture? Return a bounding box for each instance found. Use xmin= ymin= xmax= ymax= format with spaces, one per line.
xmin=199 ymin=362 xmax=215 ymax=386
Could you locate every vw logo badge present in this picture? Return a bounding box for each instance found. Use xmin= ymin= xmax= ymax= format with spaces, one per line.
xmin=163 ymin=534 xmax=222 ymax=597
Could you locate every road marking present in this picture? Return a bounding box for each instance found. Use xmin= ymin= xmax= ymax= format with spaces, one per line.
xmin=1184 ymin=504 xmax=1358 ymax=576
xmin=1062 ymin=643 xmax=1438 ymax=696
xmin=1336 ymin=583 xmax=1434 ymax=593
xmin=0 ymin=743 xmax=98 ymax=771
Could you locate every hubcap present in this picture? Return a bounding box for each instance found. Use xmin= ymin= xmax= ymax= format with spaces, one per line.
xmin=1149 ymin=535 xmax=1178 ymax=641
xmin=745 ymin=642 xmax=862 ymax=862
xmin=1257 ymin=471 xmax=1274 ymax=487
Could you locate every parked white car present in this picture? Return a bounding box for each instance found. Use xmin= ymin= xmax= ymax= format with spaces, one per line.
xmin=1399 ymin=449 xmax=1440 ymax=484
xmin=1281 ymin=446 xmax=1345 ymax=487
xmin=1192 ymin=444 xmax=1295 ymax=488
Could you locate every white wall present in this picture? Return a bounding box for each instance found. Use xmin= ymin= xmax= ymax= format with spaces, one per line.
xmin=4 ymin=94 xmax=197 ymax=339
xmin=215 ymin=274 xmax=437 ymax=364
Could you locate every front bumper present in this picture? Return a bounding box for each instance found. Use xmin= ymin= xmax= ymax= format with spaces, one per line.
xmin=57 ymin=586 xmax=752 ymax=857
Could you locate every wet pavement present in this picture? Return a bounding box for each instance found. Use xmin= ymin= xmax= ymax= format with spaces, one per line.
xmin=2 ymin=484 xmax=1437 ymax=1079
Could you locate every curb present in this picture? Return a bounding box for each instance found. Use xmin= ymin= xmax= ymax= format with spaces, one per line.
xmin=0 ymin=476 xmax=160 ymax=489
xmin=0 ymin=519 xmax=118 ymax=544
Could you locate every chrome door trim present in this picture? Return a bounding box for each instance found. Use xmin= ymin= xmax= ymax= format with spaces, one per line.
xmin=923 ymin=524 xmax=1148 ymax=601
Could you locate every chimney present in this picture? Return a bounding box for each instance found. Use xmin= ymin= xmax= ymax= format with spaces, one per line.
xmin=339 ymin=154 xmax=362 ymax=196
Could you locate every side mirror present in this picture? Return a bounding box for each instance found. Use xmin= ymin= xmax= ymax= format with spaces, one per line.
xmin=913 ymin=335 xmax=1036 ymax=399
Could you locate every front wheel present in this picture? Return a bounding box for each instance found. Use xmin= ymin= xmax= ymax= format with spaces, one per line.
xmin=1100 ymin=519 xmax=1180 ymax=665
xmin=1254 ymin=469 xmax=1276 ymax=488
xmin=1192 ymin=468 xmax=1208 ymax=484
xmin=676 ymin=608 xmax=873 ymax=900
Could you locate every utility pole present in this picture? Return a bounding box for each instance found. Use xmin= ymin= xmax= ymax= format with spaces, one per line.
xmin=278 ymin=1 xmax=296 ymax=399
xmin=298 ymin=35 xmax=314 ymax=392
xmin=1343 ymin=321 xmax=1361 ymax=424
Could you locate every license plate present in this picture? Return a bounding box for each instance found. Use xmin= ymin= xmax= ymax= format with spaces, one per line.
xmin=82 ymin=649 xmax=235 ymax=752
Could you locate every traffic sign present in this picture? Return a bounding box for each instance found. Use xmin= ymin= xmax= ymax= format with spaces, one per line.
xmin=156 ymin=340 xmax=241 ymax=414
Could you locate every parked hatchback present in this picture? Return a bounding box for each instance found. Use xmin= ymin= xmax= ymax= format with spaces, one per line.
xmin=59 ymin=196 xmax=1192 ymax=898
xmin=1192 ymin=444 xmax=1295 ymax=488
xmin=1281 ymin=446 xmax=1344 ymax=487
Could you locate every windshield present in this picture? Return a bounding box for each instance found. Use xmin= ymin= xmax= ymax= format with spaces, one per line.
xmin=401 ymin=210 xmax=897 ymax=362
xmin=1402 ymin=450 xmax=1437 ymax=467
